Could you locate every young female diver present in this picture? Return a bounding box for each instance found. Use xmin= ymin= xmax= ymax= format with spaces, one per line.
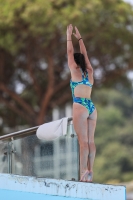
xmin=67 ymin=24 xmax=97 ymax=182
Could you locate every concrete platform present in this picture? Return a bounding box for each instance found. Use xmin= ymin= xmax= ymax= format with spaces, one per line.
xmin=0 ymin=173 xmax=126 ymax=200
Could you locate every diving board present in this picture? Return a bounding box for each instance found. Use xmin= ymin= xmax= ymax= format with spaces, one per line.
xmin=0 ymin=173 xmax=126 ymax=200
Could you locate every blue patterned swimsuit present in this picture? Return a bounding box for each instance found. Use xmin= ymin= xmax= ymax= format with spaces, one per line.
xmin=70 ymin=69 xmax=95 ymax=115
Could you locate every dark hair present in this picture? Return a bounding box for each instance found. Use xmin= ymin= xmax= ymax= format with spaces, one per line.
xmin=74 ymin=53 xmax=86 ymax=75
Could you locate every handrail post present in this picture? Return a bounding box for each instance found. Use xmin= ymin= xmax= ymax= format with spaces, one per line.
xmin=7 ymin=141 xmax=12 ymax=174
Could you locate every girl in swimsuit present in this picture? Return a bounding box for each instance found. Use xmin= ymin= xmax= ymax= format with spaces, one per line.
xmin=67 ymin=24 xmax=97 ymax=182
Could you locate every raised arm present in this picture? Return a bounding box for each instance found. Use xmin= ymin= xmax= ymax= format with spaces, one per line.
xmin=73 ymin=26 xmax=93 ymax=72
xmin=67 ymin=24 xmax=77 ymax=69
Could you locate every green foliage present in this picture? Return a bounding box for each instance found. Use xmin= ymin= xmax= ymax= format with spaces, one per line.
xmin=0 ymin=0 xmax=133 ymax=183
xmin=93 ymin=89 xmax=133 ymax=183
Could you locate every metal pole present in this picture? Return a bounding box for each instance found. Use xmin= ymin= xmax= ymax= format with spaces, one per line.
xmin=7 ymin=141 xmax=12 ymax=174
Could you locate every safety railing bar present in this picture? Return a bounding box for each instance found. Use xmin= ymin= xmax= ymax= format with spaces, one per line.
xmin=0 ymin=126 xmax=39 ymax=141
xmin=0 ymin=117 xmax=73 ymax=141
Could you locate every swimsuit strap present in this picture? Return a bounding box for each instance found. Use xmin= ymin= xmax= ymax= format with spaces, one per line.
xmin=79 ymin=68 xmax=85 ymax=79
xmin=86 ymin=71 xmax=88 ymax=78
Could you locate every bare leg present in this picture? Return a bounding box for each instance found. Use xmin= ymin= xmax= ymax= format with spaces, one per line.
xmin=87 ymin=109 xmax=97 ymax=182
xmin=73 ymin=103 xmax=89 ymax=182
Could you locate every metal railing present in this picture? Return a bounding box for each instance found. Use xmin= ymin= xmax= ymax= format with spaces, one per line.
xmin=0 ymin=117 xmax=73 ymax=141
xmin=0 ymin=118 xmax=79 ymax=181
xmin=0 ymin=126 xmax=39 ymax=141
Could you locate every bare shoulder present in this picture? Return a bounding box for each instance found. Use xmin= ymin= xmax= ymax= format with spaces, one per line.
xmin=86 ymin=67 xmax=93 ymax=74
xmin=67 ymin=51 xmax=77 ymax=70
xmin=83 ymin=53 xmax=93 ymax=71
xmin=86 ymin=68 xmax=94 ymax=84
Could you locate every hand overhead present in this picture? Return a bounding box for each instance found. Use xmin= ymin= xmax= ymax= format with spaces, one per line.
xmin=73 ymin=26 xmax=82 ymax=40
xmin=66 ymin=24 xmax=73 ymax=36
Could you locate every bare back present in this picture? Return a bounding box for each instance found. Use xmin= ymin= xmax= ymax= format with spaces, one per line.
xmin=70 ymin=66 xmax=93 ymax=99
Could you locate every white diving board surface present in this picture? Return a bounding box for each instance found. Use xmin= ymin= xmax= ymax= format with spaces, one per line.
xmin=0 ymin=173 xmax=126 ymax=200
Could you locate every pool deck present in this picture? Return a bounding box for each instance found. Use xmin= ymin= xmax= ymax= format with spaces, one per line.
xmin=0 ymin=173 xmax=126 ymax=200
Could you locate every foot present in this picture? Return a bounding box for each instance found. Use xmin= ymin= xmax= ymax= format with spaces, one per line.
xmin=80 ymin=170 xmax=89 ymax=182
xmin=87 ymin=171 xmax=93 ymax=182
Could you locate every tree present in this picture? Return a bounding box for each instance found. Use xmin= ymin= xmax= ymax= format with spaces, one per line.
xmin=93 ymin=89 xmax=133 ymax=183
xmin=0 ymin=0 xmax=133 ymax=133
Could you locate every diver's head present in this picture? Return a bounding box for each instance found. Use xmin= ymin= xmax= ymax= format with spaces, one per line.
xmin=74 ymin=53 xmax=86 ymax=73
